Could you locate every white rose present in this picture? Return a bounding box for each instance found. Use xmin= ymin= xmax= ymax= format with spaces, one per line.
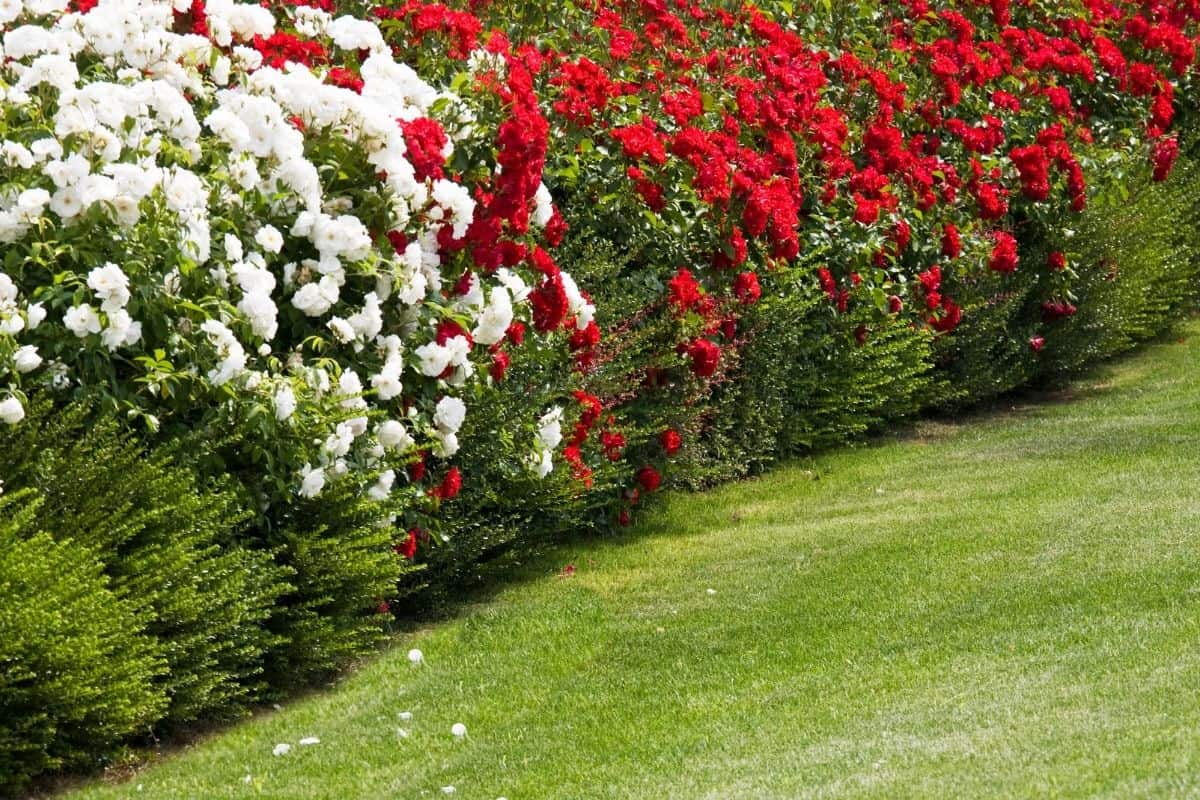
xmin=63 ymin=304 xmax=102 ymax=337
xmin=86 ymin=262 xmax=131 ymax=312
xmin=292 ymin=276 xmax=340 ymax=317
xmin=367 ymin=469 xmax=395 ymax=501
xmin=415 ymin=341 xmax=452 ymax=377
xmin=255 ymin=224 xmax=284 ymax=254
xmin=25 ymin=303 xmax=46 ymax=329
xmin=370 ymin=368 xmax=403 ymax=401
xmin=327 ymin=316 xmax=355 ymax=343
xmin=377 ymin=420 xmax=413 ymax=450
xmin=434 ymin=396 xmax=466 ymax=434
xmin=0 ymin=396 xmax=25 ymax=425
xmin=472 ymin=286 xmax=513 ymax=346
xmin=13 ymin=345 xmax=41 ymax=373
xmin=298 ymin=464 xmax=326 ymax=498
xmin=274 ymin=385 xmax=297 ymax=421
xmin=0 ymin=315 xmax=23 ymax=336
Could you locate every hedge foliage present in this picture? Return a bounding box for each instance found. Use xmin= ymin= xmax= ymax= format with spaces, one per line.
xmin=2 ymin=0 xmax=1200 ymax=793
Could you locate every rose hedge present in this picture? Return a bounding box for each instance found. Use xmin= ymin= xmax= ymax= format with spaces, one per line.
xmin=2 ymin=0 xmax=1200 ymax=790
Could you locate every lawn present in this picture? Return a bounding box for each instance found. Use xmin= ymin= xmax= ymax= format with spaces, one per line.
xmin=63 ymin=322 xmax=1200 ymax=800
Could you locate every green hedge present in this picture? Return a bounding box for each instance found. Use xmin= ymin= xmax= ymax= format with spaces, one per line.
xmin=0 ymin=490 xmax=164 ymax=794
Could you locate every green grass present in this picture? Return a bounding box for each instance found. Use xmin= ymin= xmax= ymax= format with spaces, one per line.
xmin=62 ymin=323 xmax=1200 ymax=800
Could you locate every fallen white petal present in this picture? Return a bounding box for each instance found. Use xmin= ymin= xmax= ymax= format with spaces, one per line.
xmin=299 ymin=737 xmax=320 ymax=746
xmin=272 ymin=743 xmax=291 ymax=756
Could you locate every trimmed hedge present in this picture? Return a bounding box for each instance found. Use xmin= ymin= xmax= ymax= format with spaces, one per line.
xmin=3 ymin=1 xmax=1200 ymax=794
xmin=0 ymin=490 xmax=164 ymax=793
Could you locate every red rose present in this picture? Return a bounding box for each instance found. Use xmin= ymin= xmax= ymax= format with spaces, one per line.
xmin=636 ymin=466 xmax=661 ymax=493
xmin=400 ymin=117 xmax=449 ymax=182
xmin=941 ymin=224 xmax=961 ymax=259
xmin=660 ymin=429 xmax=682 ymax=455
xmin=429 ymin=467 xmax=462 ymax=501
xmin=687 ymin=338 xmax=720 ymax=377
xmin=1152 ymin=136 xmax=1180 ymax=182
xmin=667 ymin=268 xmax=703 ymax=313
xmin=732 ymin=271 xmax=761 ymax=305
xmin=395 ymin=528 xmax=420 ymax=560
xmin=989 ymin=232 xmax=1019 ymax=273
xmin=489 ymin=350 xmax=511 ymax=381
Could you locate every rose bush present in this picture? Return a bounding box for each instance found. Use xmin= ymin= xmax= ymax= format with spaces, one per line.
xmin=0 ymin=0 xmax=593 ymax=518
xmin=3 ymin=0 xmax=1200 ymax=789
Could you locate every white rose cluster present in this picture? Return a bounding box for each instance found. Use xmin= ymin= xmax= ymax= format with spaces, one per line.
xmin=0 ymin=0 xmax=590 ymax=500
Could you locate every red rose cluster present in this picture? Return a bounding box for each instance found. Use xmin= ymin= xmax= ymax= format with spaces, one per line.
xmin=279 ymin=0 xmax=1199 ymax=533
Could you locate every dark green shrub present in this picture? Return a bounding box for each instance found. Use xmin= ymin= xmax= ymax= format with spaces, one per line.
xmin=0 ymin=401 xmax=291 ymax=728
xmin=929 ymin=264 xmax=1042 ymax=409
xmin=1032 ymin=154 xmax=1200 ymax=378
xmin=695 ymin=275 xmax=942 ymax=484
xmin=263 ymin=480 xmax=404 ymax=687
xmin=0 ymin=490 xmax=165 ymax=795
xmin=403 ymin=357 xmax=592 ymax=604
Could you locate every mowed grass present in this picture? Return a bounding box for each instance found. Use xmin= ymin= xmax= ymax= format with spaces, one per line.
xmin=65 ymin=323 xmax=1200 ymax=800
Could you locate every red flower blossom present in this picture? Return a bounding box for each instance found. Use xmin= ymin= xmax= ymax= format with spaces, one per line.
xmin=732 ymin=271 xmax=761 ymax=305
xmin=401 ymin=117 xmax=449 ymax=182
xmin=686 ymin=337 xmax=720 ymax=377
xmin=627 ymin=166 xmax=665 ymax=211
xmin=395 ymin=528 xmax=420 ymax=560
xmin=530 ymin=273 xmax=569 ymax=332
xmin=667 ymin=268 xmax=703 ymax=314
xmin=253 ymin=31 xmax=326 ymax=69
xmin=1152 ymin=136 xmax=1180 ymax=182
xmin=436 ymin=319 xmax=473 ymax=348
xmin=1009 ymin=144 xmax=1051 ymax=201
xmin=1041 ymin=300 xmax=1078 ymax=322
xmin=489 ymin=349 xmax=511 ymax=381
xmin=989 ymin=231 xmax=1019 ymax=273
xmin=429 ymin=466 xmax=463 ymax=500
xmin=611 ymin=120 xmax=667 ymax=165
xmin=660 ymin=429 xmax=682 ymax=455
xmin=941 ymin=224 xmax=962 ymax=258
xmin=817 ymin=267 xmax=837 ymax=301
xmin=408 ymin=450 xmax=427 ymax=483
xmin=930 ymin=298 xmax=963 ymax=333
xmin=569 ymin=320 xmax=601 ymax=352
xmin=637 ymin=466 xmax=662 ymax=493
xmin=601 ymin=430 xmax=626 ymax=461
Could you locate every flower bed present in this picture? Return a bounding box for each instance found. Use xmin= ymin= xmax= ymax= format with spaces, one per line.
xmin=2 ymin=0 xmax=1199 ymax=789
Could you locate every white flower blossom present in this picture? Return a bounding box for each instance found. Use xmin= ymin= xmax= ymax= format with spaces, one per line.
xmin=274 ymin=385 xmax=297 ymax=421
xmin=63 ymin=304 xmax=102 ymax=337
xmin=12 ymin=345 xmax=41 ymax=373
xmin=0 ymin=397 xmax=25 ymax=425
xmin=434 ymin=396 xmax=466 ymax=434
xmin=377 ymin=420 xmax=413 ymax=450
xmin=298 ymin=464 xmax=325 ymax=498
